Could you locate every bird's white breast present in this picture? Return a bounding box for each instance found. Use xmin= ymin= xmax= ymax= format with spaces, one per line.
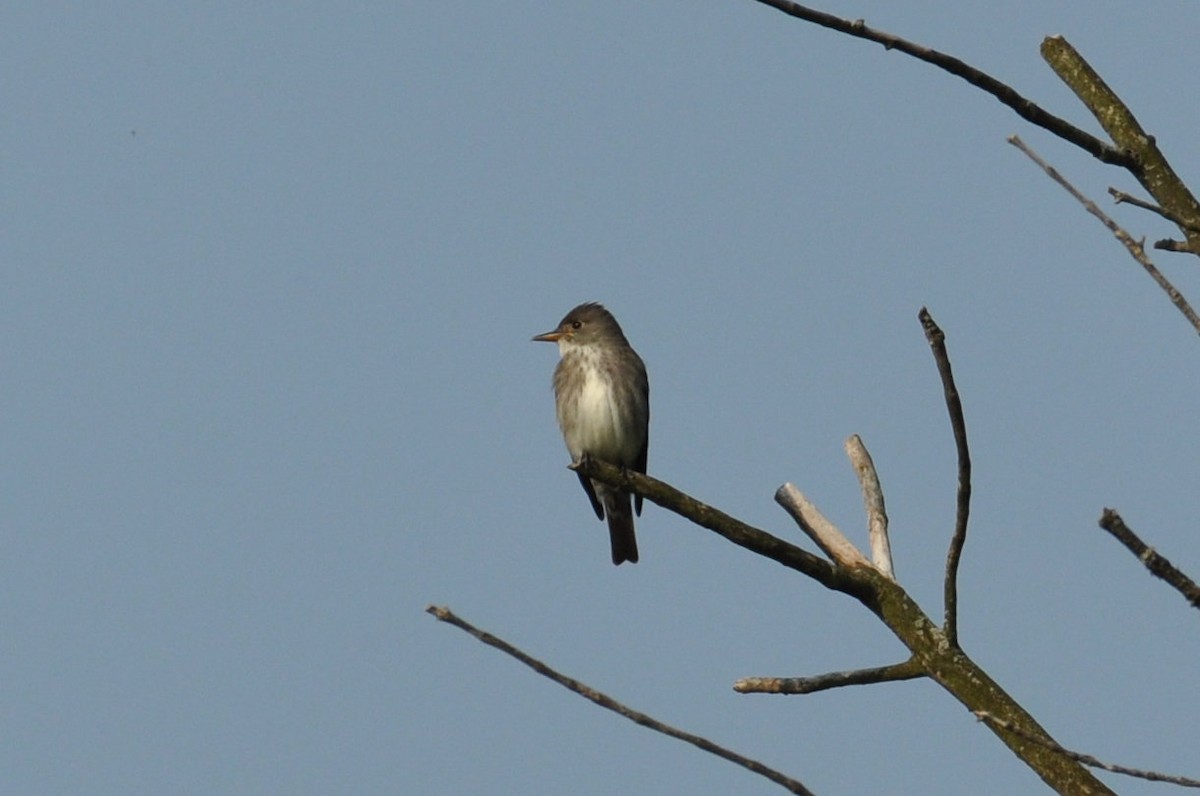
xmin=556 ymin=343 xmax=640 ymax=465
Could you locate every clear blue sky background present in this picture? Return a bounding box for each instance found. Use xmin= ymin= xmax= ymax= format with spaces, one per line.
xmin=4 ymin=2 xmax=1198 ymax=794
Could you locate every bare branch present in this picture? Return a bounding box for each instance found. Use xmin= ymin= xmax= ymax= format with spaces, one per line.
xmin=1098 ymin=509 xmax=1200 ymax=611
xmin=735 ymin=659 xmax=924 ymax=695
xmin=743 ymin=7 xmax=1200 ymax=249
xmin=845 ymin=435 xmax=894 ymax=578
xmin=747 ymin=1 xmax=1129 ymax=165
xmin=918 ymin=308 xmax=972 ymax=648
xmin=1041 ymin=36 xmax=1200 ymax=251
xmin=552 ymin=463 xmax=1115 ymax=793
xmin=1108 ymin=187 xmax=1200 ymax=234
xmin=975 ymin=711 xmax=1200 ymax=788
xmin=1008 ymin=135 xmax=1200 ymax=336
xmin=426 ymin=606 xmax=818 ymax=795
xmin=572 ymin=459 xmax=869 ymax=598
xmin=775 ymin=483 xmax=872 ymax=570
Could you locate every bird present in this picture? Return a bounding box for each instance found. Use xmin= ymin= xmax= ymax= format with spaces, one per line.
xmin=532 ymin=302 xmax=649 ymax=565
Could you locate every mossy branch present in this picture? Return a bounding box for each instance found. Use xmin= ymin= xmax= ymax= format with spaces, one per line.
xmin=1041 ymin=36 xmax=1200 ymax=254
xmin=576 ymin=458 xmax=1116 ymax=795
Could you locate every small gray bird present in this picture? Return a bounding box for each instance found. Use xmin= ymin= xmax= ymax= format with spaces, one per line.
xmin=533 ymin=302 xmax=649 ymax=565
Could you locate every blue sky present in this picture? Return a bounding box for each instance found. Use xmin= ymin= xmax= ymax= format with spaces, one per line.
xmin=4 ymin=3 xmax=1199 ymax=794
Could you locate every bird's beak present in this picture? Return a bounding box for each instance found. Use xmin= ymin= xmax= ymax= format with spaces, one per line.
xmin=531 ymin=330 xmax=565 ymax=343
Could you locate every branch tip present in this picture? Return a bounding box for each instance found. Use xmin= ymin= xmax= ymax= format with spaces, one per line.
xmin=775 ymin=482 xmax=871 ymax=569
xmin=918 ymin=308 xmax=972 ymax=648
xmin=735 ymin=659 xmax=924 ymax=695
xmin=1098 ymin=509 xmax=1200 ymax=609
xmin=845 ymin=435 xmax=894 ymax=578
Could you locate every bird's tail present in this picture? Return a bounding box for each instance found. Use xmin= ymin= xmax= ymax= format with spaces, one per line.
xmin=602 ymin=488 xmax=639 ymax=565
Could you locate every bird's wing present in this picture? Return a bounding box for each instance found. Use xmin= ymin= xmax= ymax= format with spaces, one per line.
xmin=577 ymin=471 xmax=605 ymax=520
xmin=633 ymin=379 xmax=649 ymax=516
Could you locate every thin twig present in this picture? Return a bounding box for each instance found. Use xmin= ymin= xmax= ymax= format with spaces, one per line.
xmin=747 ymin=1 xmax=1130 ymax=165
xmin=1098 ymin=509 xmax=1200 ymax=611
xmin=735 ymin=659 xmax=924 ymax=695
xmin=919 ymin=308 xmax=972 ymax=648
xmin=426 ymin=605 xmax=818 ymax=796
xmin=1009 ymin=135 xmax=1200 ymax=336
xmin=1108 ymin=188 xmax=1200 ymax=234
xmin=845 ymin=435 xmax=894 ymax=579
xmin=975 ymin=711 xmax=1200 ymax=788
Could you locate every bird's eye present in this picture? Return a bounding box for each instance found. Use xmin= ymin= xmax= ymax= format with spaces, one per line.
xmin=571 ymin=320 xmax=582 ymax=329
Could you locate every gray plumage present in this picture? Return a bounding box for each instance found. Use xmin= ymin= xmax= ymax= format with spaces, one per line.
xmin=533 ymin=303 xmax=649 ymax=565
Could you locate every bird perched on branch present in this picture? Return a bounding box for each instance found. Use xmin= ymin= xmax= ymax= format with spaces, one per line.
xmin=533 ymin=302 xmax=649 ymax=565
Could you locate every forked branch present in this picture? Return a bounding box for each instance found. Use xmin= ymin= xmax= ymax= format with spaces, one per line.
xmin=745 ymin=3 xmax=1200 ymax=252
xmin=1008 ymin=135 xmax=1200 ymax=336
xmin=579 ymin=461 xmax=1114 ymax=794
xmin=572 ymin=458 xmax=868 ymax=599
xmin=1040 ymin=36 xmax=1200 ymax=253
xmin=747 ymin=1 xmax=1129 ymax=165
xmin=1108 ymin=188 xmax=1200 ymax=235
